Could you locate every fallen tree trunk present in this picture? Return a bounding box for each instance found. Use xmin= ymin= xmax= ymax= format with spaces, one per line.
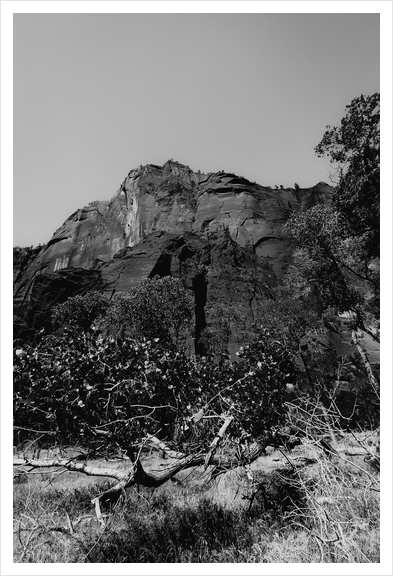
xmin=91 ymin=438 xmax=269 ymax=526
xmin=13 ymin=435 xmax=321 ymax=528
xmin=14 ymin=433 xmax=267 ymax=527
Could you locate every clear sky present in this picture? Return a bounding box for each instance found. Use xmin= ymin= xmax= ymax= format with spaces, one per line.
xmin=13 ymin=11 xmax=380 ymax=247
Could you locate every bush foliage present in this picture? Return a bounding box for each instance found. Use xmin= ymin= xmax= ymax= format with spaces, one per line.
xmin=14 ymin=327 xmax=296 ymax=450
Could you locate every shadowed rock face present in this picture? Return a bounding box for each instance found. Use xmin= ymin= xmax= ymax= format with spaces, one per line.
xmin=14 ymin=160 xmax=333 ymax=339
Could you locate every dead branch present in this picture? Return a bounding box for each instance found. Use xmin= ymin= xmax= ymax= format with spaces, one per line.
xmin=351 ymin=330 xmax=380 ymax=400
xmin=13 ymin=457 xmax=126 ymax=482
xmin=145 ymin=434 xmax=186 ymax=459
xmin=204 ymin=415 xmax=233 ymax=469
xmin=15 ymin=427 xmax=321 ymax=529
xmin=14 ymin=434 xmax=268 ymax=528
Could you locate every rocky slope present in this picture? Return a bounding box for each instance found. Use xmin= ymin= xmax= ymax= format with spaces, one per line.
xmin=14 ymin=160 xmax=333 ymax=344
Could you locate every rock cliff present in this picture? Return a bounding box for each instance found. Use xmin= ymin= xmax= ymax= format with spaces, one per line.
xmin=14 ymin=160 xmax=333 ymax=344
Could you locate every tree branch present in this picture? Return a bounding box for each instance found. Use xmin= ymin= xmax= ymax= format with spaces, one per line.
xmin=351 ymin=331 xmax=380 ymax=400
xmin=13 ymin=457 xmax=126 ymax=482
xmin=204 ymin=416 xmax=233 ymax=469
xmin=13 ymin=432 xmax=278 ymax=528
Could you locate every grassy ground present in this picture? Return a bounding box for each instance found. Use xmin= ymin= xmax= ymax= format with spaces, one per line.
xmin=13 ymin=433 xmax=380 ymax=563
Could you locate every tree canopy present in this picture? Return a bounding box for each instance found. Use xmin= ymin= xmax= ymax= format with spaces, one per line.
xmin=51 ymin=277 xmax=194 ymax=348
xmin=51 ymin=291 xmax=109 ymax=333
xmin=284 ymin=93 xmax=380 ymax=329
xmin=315 ymin=92 xmax=380 ymax=259
xmin=101 ymin=277 xmax=194 ymax=347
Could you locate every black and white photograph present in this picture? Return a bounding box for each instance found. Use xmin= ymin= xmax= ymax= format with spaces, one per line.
xmin=2 ymin=1 xmax=392 ymax=572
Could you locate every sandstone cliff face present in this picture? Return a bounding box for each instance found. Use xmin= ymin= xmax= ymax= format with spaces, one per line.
xmin=15 ymin=161 xmax=332 ymax=281
xmin=14 ymin=160 xmax=333 ymax=339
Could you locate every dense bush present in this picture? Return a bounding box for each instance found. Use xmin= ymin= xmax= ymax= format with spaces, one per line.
xmin=50 ymin=277 xmax=194 ymax=347
xmin=14 ymin=333 xmax=195 ymax=447
xmin=13 ymin=329 xmax=297 ymax=450
xmin=51 ymin=291 xmax=109 ymax=333
xmin=101 ymin=277 xmax=194 ymax=347
xmin=199 ymin=302 xmax=241 ymax=357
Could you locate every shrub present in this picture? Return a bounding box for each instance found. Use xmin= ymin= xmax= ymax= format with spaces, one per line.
xmin=199 ymin=302 xmax=241 ymax=357
xmin=14 ymin=328 xmax=295 ymax=451
xmin=51 ymin=291 xmax=109 ymax=333
xmin=102 ymin=277 xmax=194 ymax=347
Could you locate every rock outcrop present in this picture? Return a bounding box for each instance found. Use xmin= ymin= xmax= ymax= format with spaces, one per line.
xmin=14 ymin=160 xmax=333 ymax=343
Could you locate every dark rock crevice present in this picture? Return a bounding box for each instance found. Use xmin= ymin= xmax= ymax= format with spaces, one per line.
xmin=148 ymin=252 xmax=172 ymax=279
xmin=253 ymin=236 xmax=278 ymax=250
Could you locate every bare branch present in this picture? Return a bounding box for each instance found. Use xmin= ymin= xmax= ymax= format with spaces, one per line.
xmin=13 ymin=458 xmax=127 ymax=482
xmin=14 ymin=426 xmax=57 ymax=434
xmin=145 ymin=434 xmax=186 ymax=459
xmin=13 ymin=435 xmax=277 ymax=529
xmin=204 ymin=416 xmax=233 ymax=469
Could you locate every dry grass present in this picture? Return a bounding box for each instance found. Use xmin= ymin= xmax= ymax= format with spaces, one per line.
xmin=13 ymin=430 xmax=380 ymax=563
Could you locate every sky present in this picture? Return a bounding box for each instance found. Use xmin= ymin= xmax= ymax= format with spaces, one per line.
xmin=13 ymin=11 xmax=380 ymax=247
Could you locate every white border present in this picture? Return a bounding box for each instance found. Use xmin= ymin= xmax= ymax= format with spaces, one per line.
xmin=2 ymin=0 xmax=392 ymax=13
xmin=2 ymin=2 xmax=392 ymax=575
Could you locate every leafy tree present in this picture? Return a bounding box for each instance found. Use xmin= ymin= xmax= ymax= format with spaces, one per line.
xmin=51 ymin=291 xmax=110 ymax=333
xmin=315 ymin=92 xmax=380 ymax=260
xmin=256 ymin=293 xmax=321 ymax=349
xmin=285 ymin=206 xmax=362 ymax=312
xmin=255 ymin=292 xmax=323 ymax=392
xmin=199 ymin=302 xmax=241 ymax=358
xmin=102 ymin=277 xmax=194 ymax=348
xmin=285 ymin=207 xmax=378 ymax=335
xmin=233 ymin=331 xmax=297 ymax=438
xmin=285 ymin=94 xmax=380 ymax=329
xmin=315 ymin=93 xmax=379 ymax=167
